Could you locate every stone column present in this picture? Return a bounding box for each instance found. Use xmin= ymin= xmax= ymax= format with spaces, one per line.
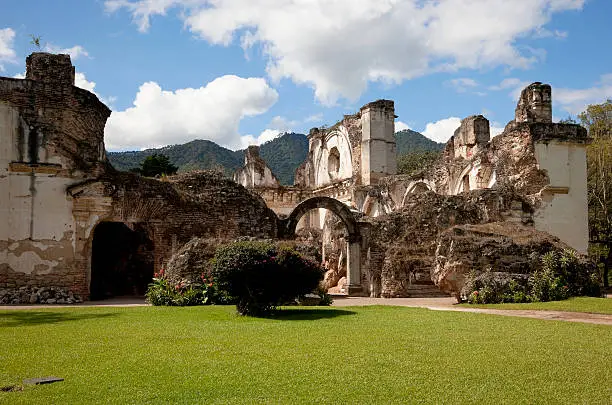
xmin=346 ymin=237 xmax=362 ymax=295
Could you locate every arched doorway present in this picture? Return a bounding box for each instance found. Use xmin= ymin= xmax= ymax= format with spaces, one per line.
xmin=281 ymin=197 xmax=362 ymax=295
xmin=90 ymin=222 xmax=154 ymax=300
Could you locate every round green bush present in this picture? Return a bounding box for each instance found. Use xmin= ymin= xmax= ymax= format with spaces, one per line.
xmin=211 ymin=241 xmax=324 ymax=316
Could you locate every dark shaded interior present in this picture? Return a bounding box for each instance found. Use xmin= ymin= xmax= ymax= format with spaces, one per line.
xmin=90 ymin=222 xmax=154 ymax=300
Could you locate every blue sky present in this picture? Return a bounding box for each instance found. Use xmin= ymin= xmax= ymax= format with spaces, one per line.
xmin=1 ymin=0 xmax=611 ymax=151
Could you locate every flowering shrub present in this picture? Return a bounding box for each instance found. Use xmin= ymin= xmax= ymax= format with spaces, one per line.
xmin=211 ymin=241 xmax=325 ymax=316
xmin=145 ymin=269 xmax=221 ymax=306
xmin=464 ymin=249 xmax=601 ymax=304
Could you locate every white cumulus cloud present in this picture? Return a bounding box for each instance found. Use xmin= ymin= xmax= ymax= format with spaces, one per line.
xmin=75 ymin=72 xmax=96 ymax=92
xmin=421 ymin=117 xmax=462 ymax=143
xmin=555 ymin=74 xmax=612 ymax=115
xmin=104 ymin=75 xmax=279 ymax=150
xmin=44 ymin=44 xmax=90 ymax=60
xmin=395 ymin=120 xmax=411 ymax=132
xmin=447 ymin=78 xmax=479 ymax=93
xmin=106 ymin=0 xmax=585 ymax=104
xmin=239 ymin=115 xmax=299 ymax=148
xmin=421 ymin=117 xmax=506 ymax=143
xmin=0 ymin=27 xmax=16 ymax=71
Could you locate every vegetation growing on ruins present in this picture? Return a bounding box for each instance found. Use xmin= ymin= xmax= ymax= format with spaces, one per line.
xmin=145 ymin=269 xmax=222 ymax=306
xmin=0 ymin=306 xmax=609 ymax=404
xmin=464 ymin=249 xmax=601 ymax=304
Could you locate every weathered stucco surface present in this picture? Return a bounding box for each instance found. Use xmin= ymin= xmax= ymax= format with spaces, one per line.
xmin=0 ymin=53 xmax=110 ymax=296
xmin=1 ymin=53 xmax=279 ymax=301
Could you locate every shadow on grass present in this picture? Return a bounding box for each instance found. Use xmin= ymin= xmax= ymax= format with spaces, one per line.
xmin=264 ymin=308 xmax=357 ymax=320
xmin=0 ymin=311 xmax=118 ymax=328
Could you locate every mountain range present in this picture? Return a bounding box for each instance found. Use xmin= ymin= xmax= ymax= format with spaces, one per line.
xmin=107 ymin=129 xmax=443 ymax=185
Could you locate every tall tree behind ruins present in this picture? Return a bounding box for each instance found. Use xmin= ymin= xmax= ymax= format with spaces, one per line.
xmin=580 ymin=99 xmax=612 ymax=287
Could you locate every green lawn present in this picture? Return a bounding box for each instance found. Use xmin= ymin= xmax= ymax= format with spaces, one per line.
xmin=0 ymin=306 xmax=610 ymax=404
xmin=460 ymin=297 xmax=612 ymax=314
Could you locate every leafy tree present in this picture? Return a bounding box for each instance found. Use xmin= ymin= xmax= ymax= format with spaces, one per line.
xmin=580 ymin=100 xmax=612 ymax=288
xmin=138 ymin=153 xmax=178 ymax=177
xmin=397 ymin=150 xmax=440 ymax=175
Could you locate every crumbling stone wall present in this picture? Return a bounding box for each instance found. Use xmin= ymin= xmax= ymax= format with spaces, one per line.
xmin=1 ymin=53 xmax=281 ymax=301
xmin=233 ymin=145 xmax=280 ymax=189
xmin=433 ymin=222 xmax=570 ymax=300
xmin=70 ymin=170 xmax=279 ymax=292
xmin=365 ymin=188 xmax=534 ymax=297
xmin=0 ymin=53 xmax=110 ymax=298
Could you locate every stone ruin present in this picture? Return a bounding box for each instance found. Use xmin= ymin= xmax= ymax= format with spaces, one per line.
xmin=0 ymin=53 xmax=590 ymax=303
xmin=235 ymin=81 xmax=589 ymax=299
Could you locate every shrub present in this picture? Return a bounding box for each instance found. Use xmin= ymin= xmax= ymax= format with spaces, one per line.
xmin=211 ymin=241 xmax=325 ymax=316
xmin=463 ymin=249 xmax=601 ymax=304
xmin=145 ymin=269 xmax=221 ymax=306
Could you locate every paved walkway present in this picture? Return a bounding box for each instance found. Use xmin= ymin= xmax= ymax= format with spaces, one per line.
xmin=1 ymin=296 xmax=610 ymax=325
xmin=331 ymin=296 xmax=612 ymax=325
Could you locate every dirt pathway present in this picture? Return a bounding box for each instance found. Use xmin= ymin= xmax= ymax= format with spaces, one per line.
xmin=331 ymin=296 xmax=612 ymax=325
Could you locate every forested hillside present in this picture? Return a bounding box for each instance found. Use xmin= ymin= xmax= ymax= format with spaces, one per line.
xmin=395 ymin=129 xmax=444 ymax=154
xmin=107 ymin=129 xmax=444 ymax=184
xmin=107 ymin=133 xmax=308 ymax=184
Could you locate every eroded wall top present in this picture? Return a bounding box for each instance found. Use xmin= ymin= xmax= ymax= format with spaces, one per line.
xmin=0 ymin=53 xmax=111 ymax=176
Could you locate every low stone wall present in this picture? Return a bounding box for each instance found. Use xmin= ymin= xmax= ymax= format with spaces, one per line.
xmin=0 ymin=286 xmax=83 ymax=304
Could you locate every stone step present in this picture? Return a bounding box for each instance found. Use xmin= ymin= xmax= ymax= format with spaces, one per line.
xmin=404 ymin=284 xmax=450 ymax=298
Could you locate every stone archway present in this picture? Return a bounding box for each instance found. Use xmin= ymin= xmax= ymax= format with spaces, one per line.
xmin=281 ymin=196 xmax=362 ymax=295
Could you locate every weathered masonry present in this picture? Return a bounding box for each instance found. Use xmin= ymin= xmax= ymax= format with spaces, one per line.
xmin=1 ymin=53 xmax=278 ymax=302
xmin=0 ymin=52 xmax=591 ymax=302
xmin=236 ymin=83 xmax=590 ymax=297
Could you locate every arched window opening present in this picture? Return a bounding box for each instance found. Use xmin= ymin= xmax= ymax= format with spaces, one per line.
xmin=328 ymin=147 xmax=341 ymax=180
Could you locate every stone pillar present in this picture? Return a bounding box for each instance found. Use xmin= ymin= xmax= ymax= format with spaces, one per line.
xmin=26 ymin=52 xmax=75 ymax=86
xmin=515 ymin=82 xmax=552 ymax=124
xmin=346 ymin=238 xmax=362 ymax=295
xmin=360 ymin=100 xmax=396 ymax=185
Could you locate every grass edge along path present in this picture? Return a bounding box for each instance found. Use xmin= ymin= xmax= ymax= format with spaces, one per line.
xmin=459 ymin=296 xmax=612 ymax=315
xmin=0 ymin=305 xmax=610 ymax=404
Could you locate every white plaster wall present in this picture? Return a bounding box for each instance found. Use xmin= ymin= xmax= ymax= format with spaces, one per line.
xmin=314 ymin=128 xmax=353 ymax=188
xmin=0 ymin=103 xmax=77 ymax=274
xmin=533 ymin=141 xmax=589 ymax=253
xmin=235 ymin=165 xmax=279 ymax=188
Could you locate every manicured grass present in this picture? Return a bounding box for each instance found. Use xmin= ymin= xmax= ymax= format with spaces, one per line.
xmin=460 ymin=297 xmax=612 ymax=314
xmin=0 ymin=306 xmax=610 ymax=404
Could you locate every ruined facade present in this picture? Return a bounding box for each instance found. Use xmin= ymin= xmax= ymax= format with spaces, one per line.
xmin=237 ymin=82 xmax=589 ymax=298
xmin=0 ymin=53 xmax=591 ymax=302
xmin=0 ymin=53 xmax=278 ymax=303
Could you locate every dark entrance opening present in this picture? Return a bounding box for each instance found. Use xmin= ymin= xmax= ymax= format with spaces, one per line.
xmin=90 ymin=222 xmax=154 ymax=300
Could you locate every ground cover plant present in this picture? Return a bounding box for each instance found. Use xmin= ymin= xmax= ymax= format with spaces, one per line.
xmin=145 ymin=269 xmax=222 ymax=306
xmin=460 ymin=296 xmax=612 ymax=314
xmin=464 ymin=249 xmax=601 ymax=304
xmin=0 ymin=306 xmax=610 ymax=404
